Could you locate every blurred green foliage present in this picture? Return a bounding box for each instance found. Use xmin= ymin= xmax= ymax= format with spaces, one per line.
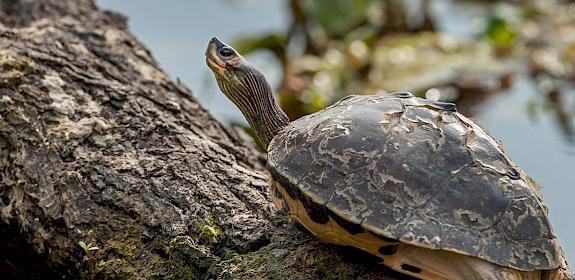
xmin=234 ymin=34 xmax=286 ymax=61
xmin=483 ymin=17 xmax=516 ymax=48
xmin=306 ymin=0 xmax=372 ymax=38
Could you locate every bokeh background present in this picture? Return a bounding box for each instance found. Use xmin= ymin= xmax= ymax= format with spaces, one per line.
xmin=97 ymin=0 xmax=575 ymax=264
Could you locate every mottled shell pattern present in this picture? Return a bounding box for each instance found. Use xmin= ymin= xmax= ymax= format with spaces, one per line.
xmin=267 ymin=92 xmax=564 ymax=271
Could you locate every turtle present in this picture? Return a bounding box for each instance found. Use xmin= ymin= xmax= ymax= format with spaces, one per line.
xmin=205 ymin=37 xmax=571 ymax=280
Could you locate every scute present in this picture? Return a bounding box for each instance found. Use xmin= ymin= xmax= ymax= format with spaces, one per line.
xmin=267 ymin=93 xmax=564 ymax=271
xmin=430 ymin=165 xmax=508 ymax=230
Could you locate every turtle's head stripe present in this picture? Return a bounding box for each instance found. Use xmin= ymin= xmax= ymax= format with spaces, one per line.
xmin=206 ymin=38 xmax=289 ymax=148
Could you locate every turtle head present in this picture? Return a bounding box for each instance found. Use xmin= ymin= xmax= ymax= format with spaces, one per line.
xmin=205 ymin=37 xmax=267 ymax=105
xmin=206 ymin=37 xmax=243 ymax=80
xmin=205 ymin=37 xmax=289 ymax=149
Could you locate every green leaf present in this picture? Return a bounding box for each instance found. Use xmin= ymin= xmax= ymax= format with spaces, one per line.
xmin=78 ymin=240 xmax=89 ymax=254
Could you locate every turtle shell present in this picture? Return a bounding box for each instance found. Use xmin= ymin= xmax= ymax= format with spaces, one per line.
xmin=267 ymin=92 xmax=564 ymax=271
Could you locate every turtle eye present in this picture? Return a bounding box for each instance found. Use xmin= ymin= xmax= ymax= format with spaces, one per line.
xmin=219 ymin=47 xmax=235 ymax=59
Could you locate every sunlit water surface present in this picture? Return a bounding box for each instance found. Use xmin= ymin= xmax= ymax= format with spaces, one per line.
xmin=97 ymin=0 xmax=574 ymax=264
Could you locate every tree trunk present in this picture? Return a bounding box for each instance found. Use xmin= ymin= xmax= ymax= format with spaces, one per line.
xmin=0 ymin=1 xmax=403 ymax=279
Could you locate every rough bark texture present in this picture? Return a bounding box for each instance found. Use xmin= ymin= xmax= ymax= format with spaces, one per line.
xmin=0 ymin=1 xmax=406 ymax=279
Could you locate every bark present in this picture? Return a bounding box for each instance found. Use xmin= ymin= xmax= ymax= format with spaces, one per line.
xmin=0 ymin=1 xmax=403 ymax=279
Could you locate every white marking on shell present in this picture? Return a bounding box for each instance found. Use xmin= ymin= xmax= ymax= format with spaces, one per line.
xmin=402 ymin=163 xmax=410 ymax=171
xmin=453 ymin=208 xmax=492 ymax=228
xmin=335 ymin=123 xmax=350 ymax=135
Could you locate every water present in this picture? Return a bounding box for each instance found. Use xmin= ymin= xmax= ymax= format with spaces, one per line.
xmin=97 ymin=0 xmax=574 ymax=265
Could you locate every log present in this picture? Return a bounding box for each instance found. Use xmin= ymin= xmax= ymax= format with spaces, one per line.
xmin=0 ymin=0 xmax=403 ymax=279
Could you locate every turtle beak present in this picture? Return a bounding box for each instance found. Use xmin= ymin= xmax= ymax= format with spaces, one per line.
xmin=208 ymin=37 xmax=225 ymax=51
xmin=206 ymin=37 xmax=227 ymax=75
